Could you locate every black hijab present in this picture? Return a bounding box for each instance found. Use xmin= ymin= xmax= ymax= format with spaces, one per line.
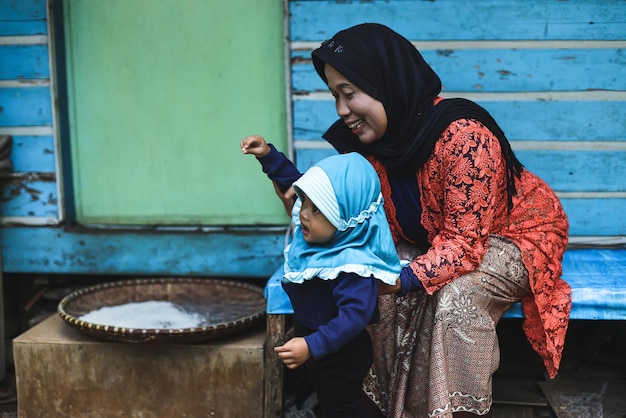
xmin=311 ymin=23 xmax=523 ymax=210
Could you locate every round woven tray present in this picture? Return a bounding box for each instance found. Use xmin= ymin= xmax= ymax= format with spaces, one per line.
xmin=58 ymin=278 xmax=266 ymax=344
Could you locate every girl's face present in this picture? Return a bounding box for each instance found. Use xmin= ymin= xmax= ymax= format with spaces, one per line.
xmin=298 ymin=192 xmax=337 ymax=244
xmin=324 ymin=63 xmax=388 ymax=144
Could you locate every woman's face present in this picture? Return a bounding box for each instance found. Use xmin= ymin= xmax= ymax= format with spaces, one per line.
xmin=324 ymin=64 xmax=387 ymax=144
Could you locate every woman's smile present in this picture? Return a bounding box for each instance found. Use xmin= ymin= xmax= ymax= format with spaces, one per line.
xmin=348 ymin=119 xmax=364 ymax=133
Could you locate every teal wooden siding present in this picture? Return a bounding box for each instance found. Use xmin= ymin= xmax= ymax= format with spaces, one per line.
xmin=0 ymin=0 xmax=59 ymax=226
xmin=0 ymin=0 xmax=624 ymax=276
xmin=0 ymin=0 xmax=287 ymax=276
xmin=289 ymin=0 xmax=626 ymax=242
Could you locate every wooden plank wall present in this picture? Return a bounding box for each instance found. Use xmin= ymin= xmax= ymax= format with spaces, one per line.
xmin=0 ymin=0 xmax=624 ymax=276
xmin=0 ymin=0 xmax=59 ymax=225
xmin=0 ymin=0 xmax=287 ymax=277
xmin=288 ymin=0 xmax=626 ymax=243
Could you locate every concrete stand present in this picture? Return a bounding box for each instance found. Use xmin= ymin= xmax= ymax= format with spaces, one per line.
xmin=13 ymin=315 xmax=265 ymax=418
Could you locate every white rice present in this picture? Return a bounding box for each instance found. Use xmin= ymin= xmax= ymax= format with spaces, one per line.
xmin=78 ymin=300 xmax=206 ymax=329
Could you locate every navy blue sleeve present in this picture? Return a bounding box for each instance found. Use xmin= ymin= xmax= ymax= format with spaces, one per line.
xmin=304 ymin=273 xmax=378 ymax=359
xmin=256 ymin=144 xmax=302 ymax=193
xmin=399 ymin=266 xmax=424 ymax=296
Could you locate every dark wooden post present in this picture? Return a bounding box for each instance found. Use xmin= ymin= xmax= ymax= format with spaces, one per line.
xmin=0 ymin=134 xmax=13 ymax=384
xmin=264 ymin=314 xmax=287 ymax=417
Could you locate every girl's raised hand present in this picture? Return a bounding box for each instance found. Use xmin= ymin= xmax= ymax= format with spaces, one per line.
xmin=240 ymin=135 xmax=271 ymax=157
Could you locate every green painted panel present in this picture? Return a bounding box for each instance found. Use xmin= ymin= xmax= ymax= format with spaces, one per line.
xmin=64 ymin=0 xmax=288 ymax=225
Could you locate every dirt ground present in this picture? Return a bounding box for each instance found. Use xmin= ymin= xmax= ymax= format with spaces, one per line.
xmin=3 ymin=275 xmax=625 ymax=417
xmin=492 ymin=318 xmax=626 ymax=417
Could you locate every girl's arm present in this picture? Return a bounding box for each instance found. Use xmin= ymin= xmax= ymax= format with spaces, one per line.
xmin=304 ymin=273 xmax=378 ymax=359
xmin=256 ymin=144 xmax=302 ymax=193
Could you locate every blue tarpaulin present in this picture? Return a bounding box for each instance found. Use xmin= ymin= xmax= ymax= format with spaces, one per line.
xmin=265 ymin=248 xmax=626 ymax=320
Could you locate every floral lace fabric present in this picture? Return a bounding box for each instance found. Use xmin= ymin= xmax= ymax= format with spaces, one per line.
xmin=369 ymin=118 xmax=571 ymax=378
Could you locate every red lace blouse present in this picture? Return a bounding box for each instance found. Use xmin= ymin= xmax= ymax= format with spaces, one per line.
xmin=369 ymin=118 xmax=572 ymax=378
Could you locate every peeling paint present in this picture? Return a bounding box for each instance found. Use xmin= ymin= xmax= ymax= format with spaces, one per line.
xmin=436 ymin=49 xmax=454 ymax=57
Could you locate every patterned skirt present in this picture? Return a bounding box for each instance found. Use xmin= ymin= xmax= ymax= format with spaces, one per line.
xmin=364 ymin=235 xmax=531 ymax=417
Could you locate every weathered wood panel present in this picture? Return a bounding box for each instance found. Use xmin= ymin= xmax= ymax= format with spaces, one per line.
xmin=0 ymin=0 xmax=59 ymax=227
xmin=0 ymin=179 xmax=57 ymax=218
xmin=561 ymin=199 xmax=626 ymax=236
xmin=293 ymin=146 xmax=626 ymax=237
xmin=0 ymin=45 xmax=49 ymax=79
xmin=0 ymin=0 xmax=623 ymax=276
xmin=517 ymin=150 xmax=626 ymax=192
xmin=1 ymin=226 xmax=285 ymax=276
xmin=0 ymin=0 xmax=47 ymax=36
xmin=289 ymin=0 xmax=626 ymax=241
xmin=0 ymin=86 xmax=52 ymax=126
xmin=9 ymin=135 xmax=56 ymax=173
xmin=290 ymin=0 xmax=626 ymax=41
xmin=292 ymin=48 xmax=626 ymax=93
xmin=293 ymin=100 xmax=626 ymax=141
xmin=293 ymin=146 xmax=626 ymax=193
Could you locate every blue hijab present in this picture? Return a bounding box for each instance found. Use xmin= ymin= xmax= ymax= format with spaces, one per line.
xmin=283 ymin=152 xmax=402 ymax=285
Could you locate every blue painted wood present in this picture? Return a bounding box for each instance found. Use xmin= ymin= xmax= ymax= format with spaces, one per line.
xmin=0 ymin=0 xmax=622 ymax=283
xmin=0 ymin=0 xmax=47 ymax=20
xmin=293 ymin=148 xmax=626 ymax=237
xmin=294 ymin=148 xmax=336 ymax=172
xmin=294 ymin=148 xmax=626 ymax=193
xmin=266 ymin=248 xmax=626 ymax=320
xmin=488 ymin=102 xmax=626 ymax=142
xmin=0 ymin=86 xmax=52 ymax=126
xmin=293 ymin=48 xmax=626 ymax=93
xmin=0 ymin=0 xmax=47 ymax=36
xmin=10 ymin=135 xmax=56 ymax=173
xmin=0 ymin=45 xmax=50 ymax=80
xmin=517 ymin=151 xmax=626 ymax=192
xmin=1 ymin=226 xmax=285 ymax=277
xmin=0 ymin=179 xmax=58 ymax=217
xmin=290 ymin=0 xmax=626 ymax=41
xmin=0 ymin=21 xmax=47 ymax=36
xmin=293 ymin=100 xmax=626 ymax=141
xmin=562 ymin=199 xmax=626 ymax=236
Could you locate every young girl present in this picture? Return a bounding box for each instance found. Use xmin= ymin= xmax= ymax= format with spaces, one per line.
xmin=241 ymin=135 xmax=404 ymax=418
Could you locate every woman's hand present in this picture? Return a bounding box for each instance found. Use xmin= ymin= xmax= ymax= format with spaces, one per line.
xmin=274 ymin=337 xmax=311 ymax=369
xmin=273 ymin=181 xmax=296 ymax=216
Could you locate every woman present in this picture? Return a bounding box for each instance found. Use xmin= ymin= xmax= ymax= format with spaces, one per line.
xmin=278 ymin=23 xmax=572 ymax=417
